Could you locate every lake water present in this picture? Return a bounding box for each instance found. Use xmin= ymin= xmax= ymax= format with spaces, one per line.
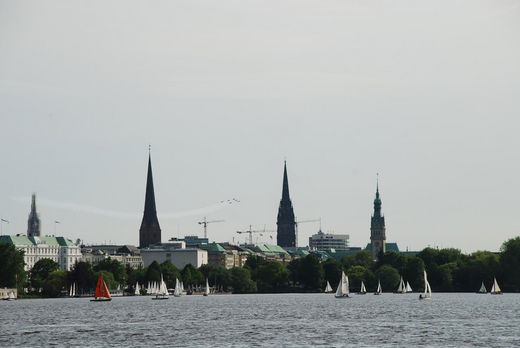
xmin=1 ymin=293 xmax=519 ymax=347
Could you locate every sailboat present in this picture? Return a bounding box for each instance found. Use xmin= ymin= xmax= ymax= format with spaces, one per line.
xmin=324 ymin=281 xmax=333 ymax=293
xmin=91 ymin=274 xmax=112 ymax=302
xmin=405 ymin=281 xmax=413 ymax=293
xmin=357 ymin=281 xmax=367 ymax=295
xmin=394 ymin=276 xmax=406 ymax=294
xmin=180 ymin=281 xmax=186 ymax=295
xmin=419 ymin=270 xmax=432 ymax=300
xmin=135 ymin=281 xmax=141 ymax=296
xmin=203 ymin=278 xmax=210 ymax=296
xmin=476 ymin=281 xmax=487 ymax=294
xmin=174 ymin=278 xmax=182 ymax=297
xmin=334 ymin=271 xmax=350 ymax=298
xmin=490 ymin=277 xmax=502 ymax=295
xmin=152 ymin=276 xmax=169 ymax=300
xmin=374 ymin=279 xmax=382 ymax=295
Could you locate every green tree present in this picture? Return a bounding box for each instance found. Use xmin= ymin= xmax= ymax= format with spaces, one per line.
xmin=244 ymin=255 xmax=268 ymax=282
xmin=347 ymin=265 xmax=375 ymax=292
xmin=299 ymin=254 xmax=324 ymax=291
xmin=30 ymin=258 xmax=59 ymax=293
xmin=127 ymin=266 xmax=146 ymax=293
xmin=69 ymin=261 xmax=94 ymax=295
xmin=94 ymin=258 xmax=126 ymax=285
xmin=145 ymin=261 xmax=162 ymax=283
xmin=181 ymin=264 xmax=204 ymax=286
xmin=209 ymin=266 xmax=231 ymax=291
xmin=230 ymin=267 xmax=256 ymax=293
xmin=287 ymin=258 xmax=302 ymax=287
xmin=42 ymin=270 xmax=68 ymax=297
xmin=256 ymin=261 xmax=289 ymax=292
xmin=374 ymin=264 xmax=400 ymax=292
xmin=402 ymin=256 xmax=425 ymax=290
xmin=161 ymin=261 xmax=181 ymax=288
xmin=322 ymin=258 xmax=343 ymax=289
xmin=0 ymin=242 xmax=27 ymax=292
xmin=500 ymin=236 xmax=520 ymax=291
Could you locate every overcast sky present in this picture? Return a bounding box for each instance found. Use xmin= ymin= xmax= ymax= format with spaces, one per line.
xmin=1 ymin=1 xmax=519 ymax=252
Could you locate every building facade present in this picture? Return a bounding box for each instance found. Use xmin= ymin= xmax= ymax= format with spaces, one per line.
xmin=140 ymin=247 xmax=208 ymax=269
xmin=0 ymin=235 xmax=81 ymax=271
xmin=139 ymin=153 xmax=162 ymax=249
xmin=277 ymin=161 xmax=297 ymax=247
xmin=370 ymin=181 xmax=386 ymax=260
xmin=309 ymin=230 xmax=350 ymax=252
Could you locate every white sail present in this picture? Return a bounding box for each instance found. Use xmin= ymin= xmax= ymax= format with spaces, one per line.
xmin=180 ymin=281 xmax=185 ymax=293
xmin=360 ymin=281 xmax=366 ymax=293
xmin=174 ymin=278 xmax=182 ymax=297
xmin=491 ymin=277 xmax=501 ymax=294
xmin=69 ymin=284 xmax=73 ymax=297
xmin=421 ymin=270 xmax=432 ymax=299
xmin=204 ymin=278 xmax=210 ymax=296
xmin=324 ymin=281 xmax=332 ymax=293
xmin=9 ymin=291 xmax=15 ymax=300
xmin=406 ymin=281 xmax=412 ymax=292
xmin=478 ymin=281 xmax=486 ymax=293
xmin=376 ymin=280 xmax=382 ymax=294
xmin=335 ymin=271 xmax=349 ymax=298
xmin=73 ymin=282 xmax=76 ymax=297
xmin=396 ymin=276 xmax=405 ymax=293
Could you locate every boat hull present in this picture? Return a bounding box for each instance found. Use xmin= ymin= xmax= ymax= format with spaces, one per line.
xmin=90 ymin=298 xmax=111 ymax=302
xmin=334 ymin=295 xmax=350 ymax=299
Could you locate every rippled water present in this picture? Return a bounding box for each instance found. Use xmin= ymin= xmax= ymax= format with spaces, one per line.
xmin=1 ymin=293 xmax=519 ymax=347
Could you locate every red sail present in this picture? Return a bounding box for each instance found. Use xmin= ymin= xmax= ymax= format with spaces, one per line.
xmin=94 ymin=274 xmax=111 ymax=299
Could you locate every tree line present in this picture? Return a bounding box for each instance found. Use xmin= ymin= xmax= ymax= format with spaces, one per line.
xmin=1 ymin=236 xmax=519 ymax=297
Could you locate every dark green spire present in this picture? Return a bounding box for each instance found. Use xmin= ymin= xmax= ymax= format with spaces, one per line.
xmin=139 ymin=150 xmax=161 ymax=248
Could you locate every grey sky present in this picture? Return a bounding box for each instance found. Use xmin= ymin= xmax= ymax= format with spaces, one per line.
xmin=1 ymin=1 xmax=519 ymax=252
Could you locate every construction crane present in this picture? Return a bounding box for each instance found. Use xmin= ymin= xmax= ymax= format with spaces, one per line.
xmin=236 ymin=225 xmax=276 ymax=245
xmin=295 ymin=218 xmax=321 ymax=247
xmin=198 ymin=217 xmax=225 ymax=239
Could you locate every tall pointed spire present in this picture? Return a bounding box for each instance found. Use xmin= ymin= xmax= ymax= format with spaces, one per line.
xmin=370 ymin=174 xmax=386 ymax=260
xmin=27 ymin=193 xmax=41 ymax=238
xmin=282 ymin=160 xmax=290 ymax=201
xmin=277 ymin=160 xmax=296 ymax=247
xmin=139 ymin=150 xmax=161 ymax=248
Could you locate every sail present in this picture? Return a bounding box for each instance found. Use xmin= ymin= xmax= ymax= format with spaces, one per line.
xmin=69 ymin=284 xmax=73 ymax=297
xmin=335 ymin=271 xmax=347 ymax=297
xmin=9 ymin=291 xmax=15 ymax=300
xmin=94 ymin=274 xmax=111 ymax=299
xmin=492 ymin=278 xmax=501 ymax=293
xmin=406 ymin=281 xmax=412 ymax=292
xmin=174 ymin=278 xmax=182 ymax=296
xmin=396 ymin=276 xmax=405 ymax=292
xmin=376 ymin=280 xmax=382 ymax=293
xmin=324 ymin=281 xmax=332 ymax=293
xmin=478 ymin=281 xmax=486 ymax=293
xmin=204 ymin=278 xmax=210 ymax=295
xmin=423 ymin=270 xmax=431 ymax=298
xmin=360 ymin=281 xmax=366 ymax=293
xmin=135 ymin=281 xmax=140 ymax=295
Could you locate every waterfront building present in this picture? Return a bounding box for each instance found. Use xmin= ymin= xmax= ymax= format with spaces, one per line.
xmin=370 ymin=179 xmax=386 ymax=260
xmin=169 ymin=235 xmax=208 ymax=248
xmin=81 ymin=245 xmax=144 ymax=269
xmin=198 ymin=243 xmax=250 ymax=269
xmin=276 ymin=161 xmax=296 ymax=247
xmin=309 ymin=230 xmax=350 ymax=252
xmin=139 ymin=152 xmax=162 ymax=249
xmin=140 ymin=246 xmax=208 ymax=269
xmin=0 ymin=235 xmax=81 ymax=271
xmin=27 ymin=193 xmax=41 ymax=238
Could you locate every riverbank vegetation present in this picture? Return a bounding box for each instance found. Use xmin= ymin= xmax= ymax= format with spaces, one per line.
xmin=1 ymin=236 xmax=519 ymax=297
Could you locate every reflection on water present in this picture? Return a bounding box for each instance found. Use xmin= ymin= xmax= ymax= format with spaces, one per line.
xmin=1 ymin=293 xmax=519 ymax=347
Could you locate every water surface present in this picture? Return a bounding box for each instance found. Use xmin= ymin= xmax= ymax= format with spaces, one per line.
xmin=1 ymin=293 xmax=518 ymax=347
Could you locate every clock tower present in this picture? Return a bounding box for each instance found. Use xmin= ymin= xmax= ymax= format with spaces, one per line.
xmin=370 ymin=177 xmax=386 ymax=260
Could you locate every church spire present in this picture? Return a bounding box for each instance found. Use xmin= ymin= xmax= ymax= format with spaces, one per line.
xmin=27 ymin=193 xmax=41 ymax=238
xmin=370 ymin=174 xmax=386 ymax=260
xmin=277 ymin=160 xmax=296 ymax=247
xmin=282 ymin=160 xmax=290 ymax=201
xmin=139 ymin=150 xmax=161 ymax=248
